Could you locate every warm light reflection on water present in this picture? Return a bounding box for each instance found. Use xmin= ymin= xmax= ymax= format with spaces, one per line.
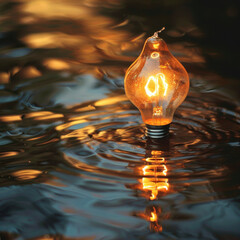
xmin=142 ymin=164 xmax=169 ymax=201
xmin=12 ymin=169 xmax=42 ymax=180
xmin=0 ymin=152 xmax=19 ymax=157
xmin=25 ymin=111 xmax=64 ymax=120
xmin=0 ymin=115 xmax=22 ymax=122
xmin=140 ymin=151 xmax=169 ymax=201
xmin=0 ymin=0 xmax=239 ymax=239
xmin=138 ymin=149 xmax=169 ymax=232
xmin=149 ymin=207 xmax=163 ymax=232
xmin=20 ymin=0 xmax=139 ymax=75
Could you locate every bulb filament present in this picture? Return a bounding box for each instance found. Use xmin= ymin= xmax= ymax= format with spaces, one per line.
xmin=145 ymin=73 xmax=168 ymax=97
xmin=142 ymin=159 xmax=169 ymax=200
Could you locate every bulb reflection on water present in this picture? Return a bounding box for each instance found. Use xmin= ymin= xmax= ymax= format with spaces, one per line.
xmin=149 ymin=206 xmax=163 ymax=232
xmin=141 ymin=151 xmax=169 ymax=201
xmin=137 ymin=148 xmax=170 ymax=232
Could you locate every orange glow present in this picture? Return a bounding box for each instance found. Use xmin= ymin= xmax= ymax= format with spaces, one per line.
xmin=142 ymin=177 xmax=169 ymax=200
xmin=153 ymin=43 xmax=160 ymax=49
xmin=141 ymin=157 xmax=169 ymax=200
xmin=137 ymin=205 xmax=164 ymax=232
xmin=163 ymin=165 xmax=167 ymax=176
xmin=0 ymin=152 xmax=18 ymax=157
xmin=25 ymin=111 xmax=64 ymax=121
xmin=145 ymin=118 xmax=170 ymax=125
xmin=0 ymin=115 xmax=22 ymax=122
xmin=20 ymin=0 xmax=133 ymax=69
xmin=0 ymin=72 xmax=10 ymax=83
xmin=150 ymin=208 xmax=157 ymax=222
xmin=12 ymin=169 xmax=42 ymax=180
xmin=149 ymin=207 xmax=163 ymax=232
xmin=150 ymin=150 xmax=162 ymax=155
xmin=124 ymin=33 xmax=189 ymax=126
xmin=145 ymin=156 xmax=165 ymax=163
xmin=142 ymin=165 xmax=168 ymax=177
xmin=135 ymin=150 xmax=170 ymax=232
xmin=43 ymin=58 xmax=69 ymax=70
xmin=145 ymin=73 xmax=168 ymax=97
xmin=151 ymin=52 xmax=159 ymax=58
xmin=95 ymin=95 xmax=127 ymax=107
xmin=56 ymin=119 xmax=87 ymax=131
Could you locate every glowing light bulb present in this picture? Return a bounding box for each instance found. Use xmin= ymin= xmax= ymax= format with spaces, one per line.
xmin=124 ymin=29 xmax=189 ymax=138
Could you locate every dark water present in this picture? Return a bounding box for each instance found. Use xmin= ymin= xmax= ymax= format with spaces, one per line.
xmin=0 ymin=0 xmax=240 ymax=239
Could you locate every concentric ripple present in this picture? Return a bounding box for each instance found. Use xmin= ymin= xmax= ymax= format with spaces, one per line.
xmin=0 ymin=0 xmax=239 ymax=238
xmin=0 ymin=85 xmax=239 ymax=239
xmin=52 ymin=90 xmax=238 ymax=239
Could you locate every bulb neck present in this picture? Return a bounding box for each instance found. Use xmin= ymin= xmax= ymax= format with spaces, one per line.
xmin=145 ymin=124 xmax=170 ymax=139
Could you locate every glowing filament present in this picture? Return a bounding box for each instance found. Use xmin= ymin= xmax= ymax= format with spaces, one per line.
xmin=159 ymin=73 xmax=168 ymax=96
xmin=150 ymin=210 xmax=157 ymax=222
xmin=149 ymin=207 xmax=163 ymax=232
xmin=142 ymin=165 xmax=168 ymax=177
xmin=145 ymin=76 xmax=158 ymax=97
xmin=142 ymin=164 xmax=169 ymax=200
xmin=163 ymin=165 xmax=167 ymax=176
xmin=145 ymin=73 xmax=168 ymax=98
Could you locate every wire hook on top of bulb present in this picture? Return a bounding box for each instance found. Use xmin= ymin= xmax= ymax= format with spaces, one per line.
xmin=124 ymin=29 xmax=189 ymax=139
xmin=153 ymin=27 xmax=166 ymax=38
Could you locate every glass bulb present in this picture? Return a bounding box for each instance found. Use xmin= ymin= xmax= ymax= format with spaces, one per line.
xmin=124 ymin=32 xmax=189 ymax=138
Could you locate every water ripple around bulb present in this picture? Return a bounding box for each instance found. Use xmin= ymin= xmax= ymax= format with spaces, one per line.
xmin=0 ymin=0 xmax=240 ymax=238
xmin=55 ymin=90 xmax=239 ymax=193
xmin=44 ymin=90 xmax=238 ymax=239
xmin=0 ymin=86 xmax=239 ymax=239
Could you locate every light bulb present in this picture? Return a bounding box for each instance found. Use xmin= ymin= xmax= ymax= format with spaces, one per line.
xmin=124 ymin=29 xmax=189 ymax=138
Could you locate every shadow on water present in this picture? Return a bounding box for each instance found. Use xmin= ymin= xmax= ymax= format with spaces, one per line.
xmin=0 ymin=0 xmax=240 ymax=239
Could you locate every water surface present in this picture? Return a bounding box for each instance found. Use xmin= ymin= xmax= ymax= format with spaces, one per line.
xmin=0 ymin=0 xmax=239 ymax=239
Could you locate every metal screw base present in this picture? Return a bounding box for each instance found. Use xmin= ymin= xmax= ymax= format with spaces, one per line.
xmin=145 ymin=124 xmax=170 ymax=139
